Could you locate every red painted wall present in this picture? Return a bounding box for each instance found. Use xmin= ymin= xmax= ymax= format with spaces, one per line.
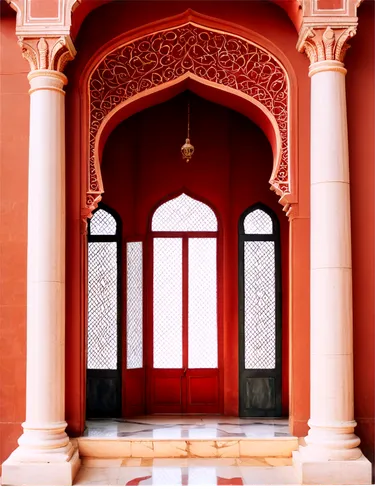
xmin=346 ymin=0 xmax=375 ymax=468
xmin=99 ymin=92 xmax=290 ymax=416
xmin=0 ymin=0 xmax=373 ymax=473
xmin=0 ymin=3 xmax=29 ymax=473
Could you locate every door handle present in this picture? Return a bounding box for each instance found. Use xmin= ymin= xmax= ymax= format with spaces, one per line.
xmin=183 ymin=367 xmax=187 ymax=376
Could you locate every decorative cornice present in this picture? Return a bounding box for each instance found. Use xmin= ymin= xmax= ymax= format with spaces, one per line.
xmin=17 ymin=35 xmax=76 ymax=73
xmin=297 ymin=24 xmax=357 ymax=65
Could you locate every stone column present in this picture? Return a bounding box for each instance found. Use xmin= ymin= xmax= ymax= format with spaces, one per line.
xmin=293 ymin=26 xmax=371 ymax=485
xmin=1 ymin=36 xmax=80 ymax=486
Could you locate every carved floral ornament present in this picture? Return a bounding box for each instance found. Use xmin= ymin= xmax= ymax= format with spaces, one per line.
xmin=87 ymin=24 xmax=290 ymax=214
xmin=17 ymin=35 xmax=76 ymax=73
xmin=297 ymin=25 xmax=357 ymax=65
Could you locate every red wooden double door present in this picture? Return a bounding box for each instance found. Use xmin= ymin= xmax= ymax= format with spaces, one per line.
xmin=124 ymin=194 xmax=222 ymax=415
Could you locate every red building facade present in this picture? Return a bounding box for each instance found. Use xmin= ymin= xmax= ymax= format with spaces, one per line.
xmin=0 ymin=0 xmax=374 ymax=485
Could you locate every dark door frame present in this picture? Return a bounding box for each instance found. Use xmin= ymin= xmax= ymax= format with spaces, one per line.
xmin=238 ymin=202 xmax=282 ymax=417
xmin=86 ymin=203 xmax=122 ymax=418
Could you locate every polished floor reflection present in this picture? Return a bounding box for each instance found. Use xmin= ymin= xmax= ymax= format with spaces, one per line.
xmin=77 ymin=418 xmax=297 ymax=485
xmin=84 ymin=416 xmax=290 ymax=439
xmin=74 ymin=457 xmax=299 ymax=486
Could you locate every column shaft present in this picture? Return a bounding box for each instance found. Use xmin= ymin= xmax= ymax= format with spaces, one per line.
xmin=1 ymin=34 xmax=80 ymax=485
xmin=306 ymin=60 xmax=360 ymax=460
xmin=17 ymin=70 xmax=72 ymax=459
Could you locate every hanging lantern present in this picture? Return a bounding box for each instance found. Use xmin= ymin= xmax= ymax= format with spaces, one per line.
xmin=181 ymin=101 xmax=194 ymax=162
xmin=181 ymin=137 xmax=194 ymax=163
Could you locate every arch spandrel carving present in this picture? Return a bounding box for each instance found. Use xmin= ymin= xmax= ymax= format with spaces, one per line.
xmin=87 ymin=23 xmax=290 ymax=214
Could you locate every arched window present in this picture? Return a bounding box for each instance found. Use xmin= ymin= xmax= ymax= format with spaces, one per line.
xmin=87 ymin=207 xmax=121 ymax=371
xmin=243 ymin=209 xmax=273 ymax=235
xmin=149 ymin=193 xmax=220 ymax=413
xmin=152 ymin=193 xmax=217 ymax=231
xmin=239 ymin=204 xmax=281 ymax=417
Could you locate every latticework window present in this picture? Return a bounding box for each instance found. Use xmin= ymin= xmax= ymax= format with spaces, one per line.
xmin=188 ymin=238 xmax=218 ymax=368
xmin=126 ymin=242 xmax=143 ymax=369
xmin=90 ymin=209 xmax=117 ymax=235
xmin=152 ymin=194 xmax=218 ymax=370
xmin=244 ymin=241 xmax=276 ymax=369
xmin=244 ymin=209 xmax=273 ymax=234
xmin=87 ymin=207 xmax=120 ymax=370
xmin=240 ymin=205 xmax=279 ymax=371
xmin=152 ymin=193 xmax=217 ymax=231
xmin=153 ymin=238 xmax=183 ymax=368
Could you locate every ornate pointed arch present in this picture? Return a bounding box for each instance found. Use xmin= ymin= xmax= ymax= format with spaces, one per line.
xmin=84 ymin=16 xmax=296 ymax=217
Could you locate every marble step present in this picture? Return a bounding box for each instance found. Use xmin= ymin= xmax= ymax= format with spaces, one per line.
xmin=77 ymin=436 xmax=299 ymax=459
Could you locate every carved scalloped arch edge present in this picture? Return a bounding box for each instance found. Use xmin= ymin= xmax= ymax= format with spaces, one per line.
xmin=85 ymin=21 xmax=293 ymax=218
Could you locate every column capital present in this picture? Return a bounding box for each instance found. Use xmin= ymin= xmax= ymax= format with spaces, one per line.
xmin=18 ymin=35 xmax=76 ymax=74
xmin=297 ymin=24 xmax=357 ymax=71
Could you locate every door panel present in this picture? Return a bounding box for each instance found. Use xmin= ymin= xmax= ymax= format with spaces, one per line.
xmin=148 ymin=238 xmax=184 ymax=413
xmin=239 ymin=206 xmax=282 ymax=417
xmin=124 ymin=241 xmax=146 ymax=416
xmin=149 ymin=234 xmax=220 ymax=414
xmin=244 ymin=376 xmax=275 ymax=411
xmin=150 ymin=369 xmax=184 ymax=413
xmin=186 ymin=370 xmax=220 ymax=413
xmin=87 ymin=369 xmax=120 ymax=418
xmin=86 ymin=208 xmax=122 ymax=418
xmin=185 ymin=238 xmax=220 ymax=414
xmin=124 ymin=368 xmax=145 ymax=416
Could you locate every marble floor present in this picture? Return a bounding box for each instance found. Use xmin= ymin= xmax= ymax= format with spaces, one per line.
xmin=77 ymin=418 xmax=299 ymax=485
xmin=84 ymin=416 xmax=291 ymax=439
xmin=75 ymin=457 xmax=299 ymax=486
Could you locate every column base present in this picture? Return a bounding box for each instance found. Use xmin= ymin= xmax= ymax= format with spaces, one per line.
xmin=292 ymin=449 xmax=372 ymax=485
xmin=1 ymin=441 xmax=81 ymax=486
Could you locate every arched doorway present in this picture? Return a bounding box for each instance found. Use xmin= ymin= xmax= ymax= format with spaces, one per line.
xmin=65 ymin=11 xmax=300 ymax=432
xmin=84 ymin=91 xmax=289 ymax=418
